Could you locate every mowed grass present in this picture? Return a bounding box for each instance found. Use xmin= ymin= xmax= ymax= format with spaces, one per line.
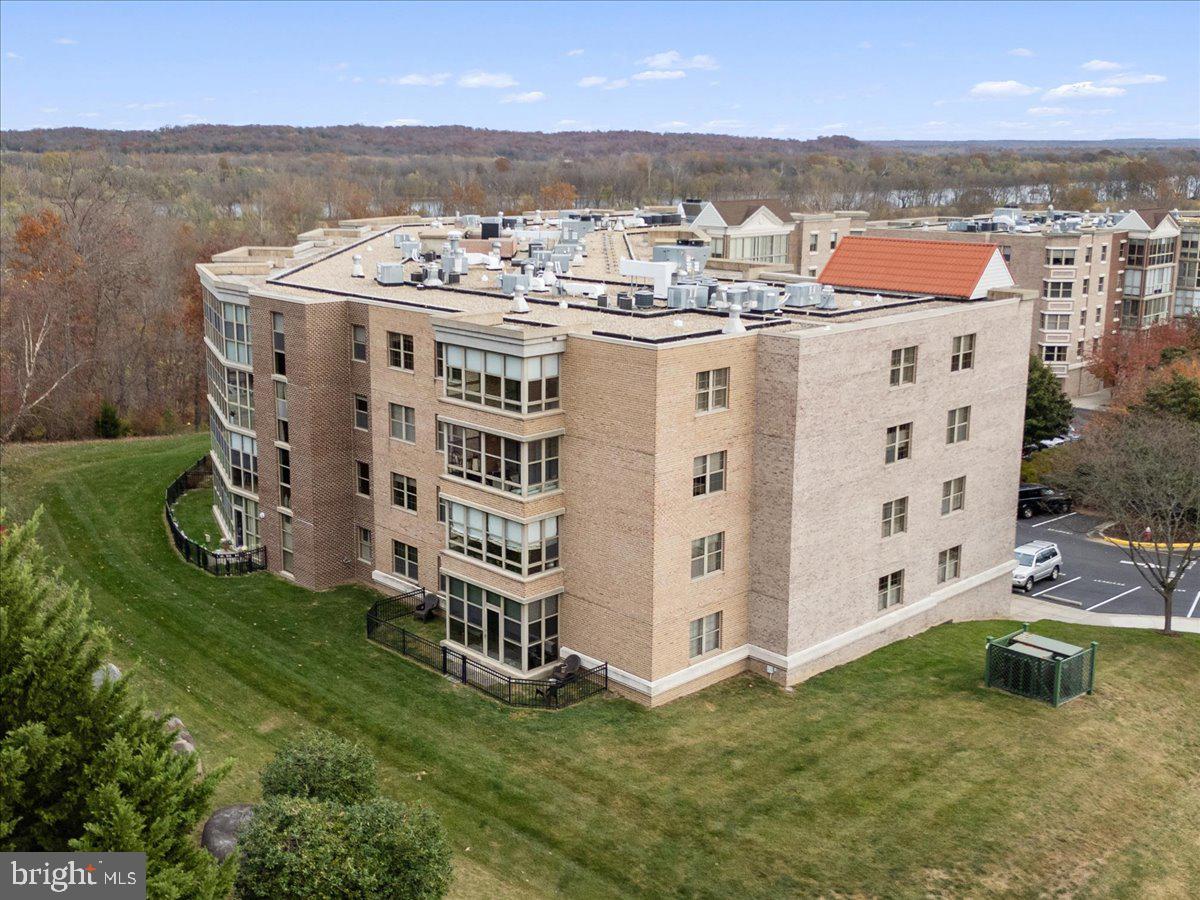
xmin=170 ymin=481 xmax=222 ymax=549
xmin=3 ymin=434 xmax=1199 ymax=899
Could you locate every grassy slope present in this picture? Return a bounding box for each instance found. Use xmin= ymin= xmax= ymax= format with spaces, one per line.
xmin=3 ymin=434 xmax=1198 ymax=899
xmin=171 ymin=481 xmax=222 ymax=549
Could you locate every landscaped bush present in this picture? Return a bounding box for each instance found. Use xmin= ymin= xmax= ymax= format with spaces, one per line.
xmin=260 ymin=730 xmax=377 ymax=805
xmin=1020 ymin=445 xmax=1071 ymax=484
xmin=235 ymin=796 xmax=452 ymax=900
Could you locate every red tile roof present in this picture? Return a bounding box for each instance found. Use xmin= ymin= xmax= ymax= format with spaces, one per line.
xmin=819 ymin=235 xmax=1003 ymax=300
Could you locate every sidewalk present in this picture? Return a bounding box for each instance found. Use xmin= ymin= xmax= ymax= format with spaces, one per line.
xmin=1071 ymin=388 xmax=1111 ymax=412
xmin=1010 ymin=595 xmax=1200 ymax=634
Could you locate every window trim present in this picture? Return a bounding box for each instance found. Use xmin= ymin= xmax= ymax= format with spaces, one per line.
xmin=690 ymin=531 xmax=725 ymax=580
xmin=688 ymin=611 xmax=723 ymax=659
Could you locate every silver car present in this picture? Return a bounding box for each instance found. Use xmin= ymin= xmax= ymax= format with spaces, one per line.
xmin=1012 ymin=540 xmax=1063 ymax=593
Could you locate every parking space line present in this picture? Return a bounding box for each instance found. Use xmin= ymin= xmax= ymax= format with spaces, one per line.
xmin=1032 ymin=576 xmax=1080 ymax=597
xmin=1086 ymin=586 xmax=1140 ymax=611
xmin=1032 ymin=512 xmax=1076 ymax=529
xmin=1188 ymin=591 xmax=1200 ymax=618
xmin=1036 ymin=594 xmax=1082 ymax=607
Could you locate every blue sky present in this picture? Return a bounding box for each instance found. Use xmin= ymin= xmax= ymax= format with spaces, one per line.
xmin=2 ymin=1 xmax=1197 ymax=140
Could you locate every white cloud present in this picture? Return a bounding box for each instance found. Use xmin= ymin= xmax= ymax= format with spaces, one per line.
xmin=857 ymin=41 xmax=873 ymax=50
xmin=565 ymin=48 xmax=584 ymax=57
xmin=1103 ymin=72 xmax=1166 ymax=86
xmin=54 ymin=37 xmax=78 ymax=45
xmin=384 ymin=118 xmax=423 ymax=126
xmin=557 ymin=119 xmax=580 ymax=126
xmin=381 ymin=72 xmax=451 ymax=86
xmin=77 ymin=112 xmax=99 ymax=118
xmin=1008 ymin=47 xmax=1034 ymax=57
xmin=639 ymin=50 xmax=717 ymax=70
xmin=179 ymin=113 xmax=202 ymax=122
xmin=1027 ymin=106 xmax=1068 ymax=116
xmin=818 ymin=122 xmax=848 ymax=131
xmin=703 ymin=118 xmax=743 ymax=129
xmin=1082 ymin=59 xmax=1123 ymax=71
xmin=5 ymin=51 xmax=21 ymax=59
xmin=1044 ymin=81 xmax=1125 ymax=99
xmin=602 ymin=78 xmax=629 ymax=91
xmin=39 ymin=106 xmax=60 ymax=113
xmin=969 ymin=80 xmax=1039 ymax=98
xmin=577 ymin=75 xmax=608 ymax=88
xmin=502 ymin=91 xmax=545 ymax=104
xmin=458 ymin=71 xmax=517 ymax=88
xmin=658 ymin=120 xmax=689 ymax=129
xmin=633 ymin=69 xmax=686 ymax=81
xmin=125 ymin=101 xmax=174 ymax=110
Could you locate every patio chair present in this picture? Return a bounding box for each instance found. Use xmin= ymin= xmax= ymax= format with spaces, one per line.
xmin=413 ymin=591 xmax=440 ymax=622
xmin=551 ymin=654 xmax=581 ymax=683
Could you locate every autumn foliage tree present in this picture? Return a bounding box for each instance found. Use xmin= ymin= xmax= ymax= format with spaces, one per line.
xmin=538 ymin=180 xmax=578 ymax=211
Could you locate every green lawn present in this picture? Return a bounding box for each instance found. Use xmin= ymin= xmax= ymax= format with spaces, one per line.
xmin=3 ymin=434 xmax=1199 ymax=899
xmin=170 ymin=481 xmax=223 ymax=549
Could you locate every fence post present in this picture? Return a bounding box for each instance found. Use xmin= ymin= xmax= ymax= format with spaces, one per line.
xmin=460 ymin=655 xmax=467 ymax=684
xmin=984 ymin=638 xmax=994 ymax=687
xmin=1087 ymin=641 xmax=1098 ymax=694
xmin=1052 ymin=659 xmax=1063 ymax=707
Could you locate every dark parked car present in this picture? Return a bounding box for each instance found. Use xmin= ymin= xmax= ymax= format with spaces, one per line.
xmin=1018 ymin=483 xmax=1072 ymax=519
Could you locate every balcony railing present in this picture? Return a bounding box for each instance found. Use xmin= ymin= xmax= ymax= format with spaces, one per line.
xmin=366 ymin=590 xmax=607 ymax=709
xmin=165 ymin=456 xmax=267 ymax=576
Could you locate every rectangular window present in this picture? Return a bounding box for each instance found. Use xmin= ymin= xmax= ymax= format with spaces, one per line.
xmin=692 ymin=450 xmax=727 ymax=496
xmin=356 ymin=460 xmax=371 ymax=497
xmin=688 ymin=612 xmax=722 ymax=658
xmin=224 ymin=368 xmax=254 ymax=430
xmin=941 ymin=476 xmax=966 ymax=515
xmin=357 ymin=526 xmax=373 ymax=564
xmin=690 ymin=532 xmax=724 ymax=579
xmin=443 ymin=345 xmax=560 ymax=414
xmin=829 ymin=230 xmax=838 ymax=249
xmin=278 ymin=447 xmax=292 ymax=510
xmin=229 ymin=432 xmax=258 ymax=492
xmin=354 ymin=394 xmax=370 ymax=431
xmin=938 ymin=545 xmax=962 ymax=584
xmin=1044 ymin=280 xmax=1073 ymax=299
xmin=388 ymin=332 xmax=415 ymax=371
xmin=885 ymin=423 xmax=913 ymax=464
xmin=881 ymin=497 xmax=908 ymax=538
xmin=275 ymin=381 xmax=290 ymax=444
xmin=389 ymin=403 xmax=416 ymax=443
xmin=351 ymin=324 xmax=368 ymax=362
xmin=271 ymin=312 xmax=286 ymax=376
xmin=1098 ymin=276 xmax=1105 ymax=293
xmin=1041 ymin=344 xmax=1068 ymax=363
xmin=1077 ymin=340 xmax=1085 ymax=358
xmin=435 ymin=341 xmax=445 ymax=378
xmin=1045 ymin=247 xmax=1077 ymax=267
xmin=391 ymin=473 xmax=417 ymax=512
xmin=391 ymin=540 xmax=419 ymax=581
xmin=809 ymin=232 xmax=818 ymax=252
xmin=695 ymin=368 xmax=730 ymax=413
xmin=946 ymin=406 xmax=971 ymax=444
xmin=1100 ymin=244 xmax=1107 ymax=263
xmin=1084 ymin=246 xmax=1092 ymax=264
xmin=889 ymin=346 xmax=917 ymax=386
xmin=1041 ymin=313 xmax=1072 ymax=331
xmin=445 ymin=501 xmax=561 ymax=577
xmin=951 ymin=333 xmax=976 ymax=372
xmin=444 ymin=423 xmax=523 ymax=494
xmin=878 ymin=570 xmax=904 ymax=610
xmin=219 ymin=301 xmax=253 ymax=365
xmin=1079 ymin=309 xmax=1087 ymax=327
xmin=443 ymin=576 xmax=559 ymax=672
xmin=1082 ymin=277 xmax=1090 ymax=295
xmin=280 ymin=514 xmax=294 ymax=574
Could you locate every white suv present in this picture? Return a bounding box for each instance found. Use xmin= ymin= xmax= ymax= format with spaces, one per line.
xmin=1013 ymin=541 xmax=1063 ymax=593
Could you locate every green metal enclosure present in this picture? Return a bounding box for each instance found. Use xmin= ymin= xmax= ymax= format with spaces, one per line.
xmin=984 ymin=624 xmax=1097 ymax=706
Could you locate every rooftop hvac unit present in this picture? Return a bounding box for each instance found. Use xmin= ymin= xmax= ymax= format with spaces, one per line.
xmin=393 ymin=233 xmax=422 ymax=258
xmin=634 ymin=289 xmax=655 ymax=308
xmin=667 ymin=283 xmax=702 ymax=309
xmin=531 ymin=248 xmax=553 ymax=264
xmin=723 ymin=285 xmax=748 ymax=309
xmin=616 ymin=292 xmax=634 ymax=310
xmin=481 ymin=218 xmax=501 ymax=239
xmin=784 ymin=282 xmax=822 ymax=308
xmin=817 ymin=285 xmax=838 ymax=310
xmin=499 ymin=272 xmax=532 ymax=296
xmin=747 ymin=285 xmax=782 ymax=312
xmin=376 ymin=262 xmax=407 ymax=285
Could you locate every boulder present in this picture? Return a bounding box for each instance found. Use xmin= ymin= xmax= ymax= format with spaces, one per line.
xmin=91 ymin=663 xmax=121 ymax=689
xmin=201 ymin=804 xmax=256 ymax=861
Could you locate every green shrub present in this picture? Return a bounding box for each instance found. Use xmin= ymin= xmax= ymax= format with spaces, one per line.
xmin=94 ymin=401 xmax=129 ymax=439
xmin=1020 ymin=445 xmax=1071 ymax=484
xmin=259 ymin=730 xmax=377 ymax=805
xmin=235 ymin=796 xmax=452 ymax=900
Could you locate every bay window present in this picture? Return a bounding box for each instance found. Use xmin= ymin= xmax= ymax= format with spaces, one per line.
xmin=443 ymin=345 xmax=561 ymax=414
xmin=445 ymin=500 xmax=561 ymax=577
xmin=442 ymin=422 xmax=560 ymax=496
xmin=444 ymin=576 xmax=560 ymax=672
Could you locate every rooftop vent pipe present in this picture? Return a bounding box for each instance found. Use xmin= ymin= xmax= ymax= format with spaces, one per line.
xmin=817 ymin=285 xmax=838 ymax=310
xmin=351 ymin=254 xmax=364 ymax=278
xmin=513 ymin=286 xmax=530 ymax=313
xmin=723 ymin=303 xmax=747 ymax=335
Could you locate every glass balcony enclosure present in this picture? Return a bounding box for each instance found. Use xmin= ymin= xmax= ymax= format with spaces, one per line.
xmin=443 ymin=344 xmax=561 ymax=414
xmin=444 ymin=575 xmax=560 ymax=672
xmin=444 ymin=499 xmax=561 ymax=577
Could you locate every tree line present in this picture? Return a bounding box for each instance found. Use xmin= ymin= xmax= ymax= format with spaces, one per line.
xmin=1 ymin=137 xmax=1197 ymax=442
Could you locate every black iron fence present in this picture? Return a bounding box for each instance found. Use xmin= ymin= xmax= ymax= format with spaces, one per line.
xmin=165 ymin=456 xmax=267 ymax=576
xmin=366 ymin=591 xmax=608 ymax=709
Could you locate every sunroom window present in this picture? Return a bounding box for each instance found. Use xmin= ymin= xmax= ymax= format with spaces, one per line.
xmin=444 ymin=576 xmax=560 ymax=672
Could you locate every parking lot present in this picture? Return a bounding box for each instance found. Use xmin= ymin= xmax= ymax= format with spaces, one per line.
xmin=1015 ymin=510 xmax=1200 ymax=620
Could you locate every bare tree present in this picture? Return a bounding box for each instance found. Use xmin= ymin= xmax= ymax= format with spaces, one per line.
xmin=1053 ymin=413 xmax=1200 ymax=634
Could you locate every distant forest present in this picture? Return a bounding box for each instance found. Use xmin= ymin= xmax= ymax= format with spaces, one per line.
xmin=1 ymin=124 xmax=1198 ymax=442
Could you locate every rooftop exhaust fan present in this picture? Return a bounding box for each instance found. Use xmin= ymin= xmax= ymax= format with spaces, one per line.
xmin=817 ymin=285 xmax=838 ymax=310
xmin=351 ymin=254 xmax=365 ymax=278
xmin=512 ymin=286 xmax=530 ymax=313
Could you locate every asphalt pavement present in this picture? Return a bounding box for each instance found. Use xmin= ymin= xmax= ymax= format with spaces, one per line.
xmin=1014 ymin=510 xmax=1200 ymax=620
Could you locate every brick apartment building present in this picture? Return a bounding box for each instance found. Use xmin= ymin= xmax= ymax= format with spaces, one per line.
xmin=199 ymin=215 xmax=1035 ymax=705
xmin=865 ymin=209 xmax=1128 ymax=397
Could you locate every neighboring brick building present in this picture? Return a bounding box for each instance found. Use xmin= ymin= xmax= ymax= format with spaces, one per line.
xmin=199 ymin=215 xmax=1035 ymax=705
xmin=788 ymin=210 xmax=869 ymax=278
xmin=866 ymin=209 xmax=1128 ymax=397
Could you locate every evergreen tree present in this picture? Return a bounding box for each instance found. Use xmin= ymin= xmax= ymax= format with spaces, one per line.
xmin=1024 ymin=354 xmax=1074 ymax=445
xmin=94 ymin=401 xmax=126 ymax=439
xmin=1139 ymin=372 xmax=1200 ymax=424
xmin=0 ymin=511 xmax=233 ymax=899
